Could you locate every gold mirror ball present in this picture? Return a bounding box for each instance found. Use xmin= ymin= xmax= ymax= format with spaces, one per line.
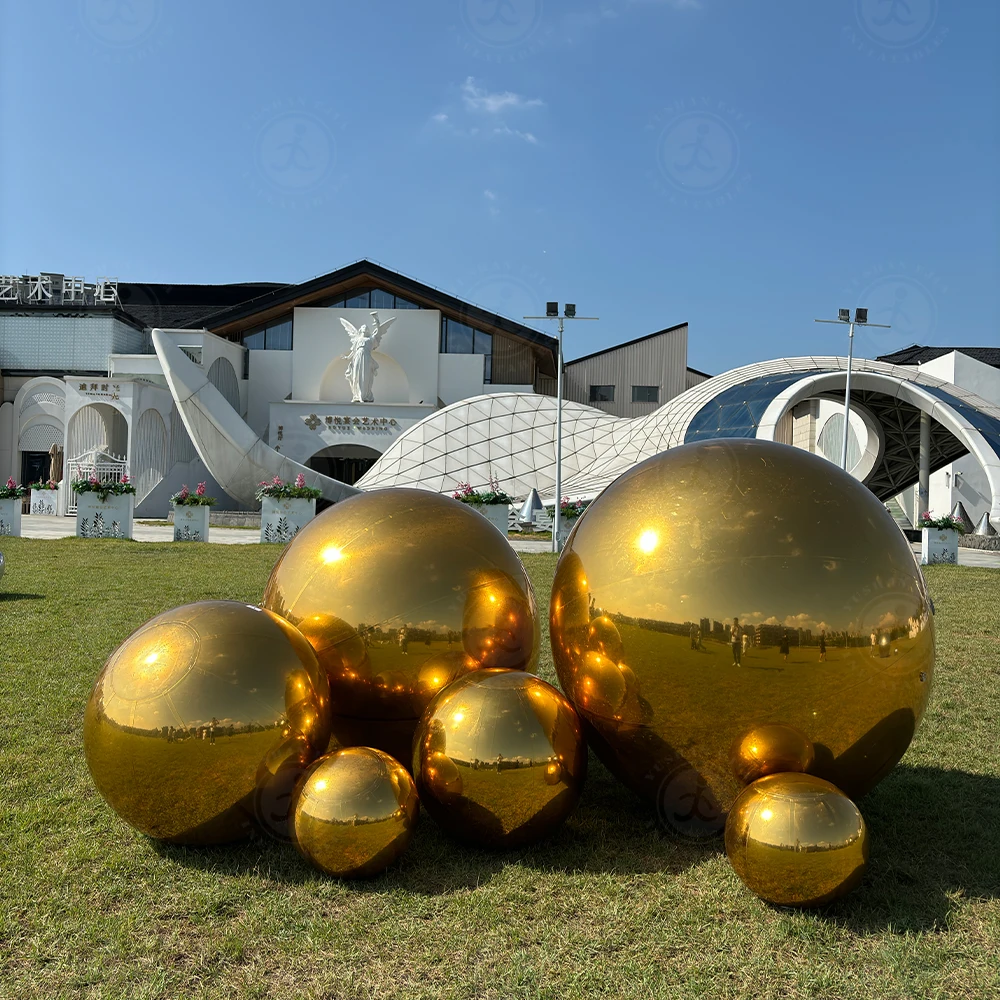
xmin=84 ymin=601 xmax=331 ymax=844
xmin=550 ymin=439 xmax=934 ymax=835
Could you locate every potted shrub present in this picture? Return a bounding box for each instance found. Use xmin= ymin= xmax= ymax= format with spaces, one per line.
xmin=72 ymin=475 xmax=136 ymax=539
xmin=452 ymin=478 xmax=513 ymax=535
xmin=556 ymin=497 xmax=589 ymax=548
xmin=28 ymin=479 xmax=59 ymax=516
xmin=0 ymin=478 xmax=27 ymax=536
xmin=257 ymin=474 xmax=321 ymax=543
xmin=918 ymin=510 xmax=965 ymax=565
xmin=171 ymin=482 xmax=216 ymax=541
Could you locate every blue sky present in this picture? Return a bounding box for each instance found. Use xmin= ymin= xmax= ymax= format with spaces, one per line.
xmin=1 ymin=0 xmax=996 ymax=371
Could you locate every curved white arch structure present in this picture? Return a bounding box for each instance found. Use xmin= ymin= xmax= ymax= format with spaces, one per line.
xmin=152 ymin=329 xmax=360 ymax=506
xmin=358 ymin=357 xmax=1000 ymax=518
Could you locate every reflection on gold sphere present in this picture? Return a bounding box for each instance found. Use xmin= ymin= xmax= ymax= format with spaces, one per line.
xmin=725 ymin=772 xmax=869 ymax=907
xmin=730 ymin=723 xmax=815 ymax=786
xmin=84 ymin=601 xmax=331 ymax=844
xmin=551 ymin=439 xmax=934 ymax=831
xmin=291 ymin=747 xmax=418 ymax=878
xmin=262 ymin=489 xmax=539 ymax=760
xmin=413 ymin=669 xmax=586 ymax=848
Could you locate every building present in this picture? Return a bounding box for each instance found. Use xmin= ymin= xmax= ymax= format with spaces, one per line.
xmin=0 ymin=262 xmax=701 ymax=516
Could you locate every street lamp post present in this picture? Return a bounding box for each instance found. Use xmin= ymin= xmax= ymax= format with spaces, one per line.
xmin=524 ymin=302 xmax=599 ymax=553
xmin=814 ymin=308 xmax=890 ymax=471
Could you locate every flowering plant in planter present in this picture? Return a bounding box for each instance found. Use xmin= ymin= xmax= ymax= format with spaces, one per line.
xmin=918 ymin=511 xmax=966 ymax=533
xmin=27 ymin=479 xmax=59 ymax=491
xmin=71 ymin=474 xmax=137 ymax=502
xmin=559 ymin=498 xmax=589 ymax=521
xmin=452 ymin=477 xmax=514 ymax=506
xmin=255 ymin=474 xmax=323 ymax=502
xmin=170 ymin=482 xmax=217 ymax=506
xmin=0 ymin=477 xmax=27 ymax=499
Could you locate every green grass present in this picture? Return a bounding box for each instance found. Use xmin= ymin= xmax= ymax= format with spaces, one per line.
xmin=0 ymin=539 xmax=998 ymax=999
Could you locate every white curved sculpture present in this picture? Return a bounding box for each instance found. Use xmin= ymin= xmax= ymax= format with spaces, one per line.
xmin=152 ymin=329 xmax=360 ymax=507
xmin=358 ymin=356 xmax=1000 ymax=518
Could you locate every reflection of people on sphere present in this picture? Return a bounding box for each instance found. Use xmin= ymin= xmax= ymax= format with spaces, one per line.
xmin=871 ymin=630 xmax=878 ymax=657
xmin=398 ymin=626 xmax=409 ymax=654
xmin=819 ymin=631 xmax=827 ymax=662
xmin=780 ymin=630 xmax=790 ymax=662
xmin=731 ymin=618 xmax=742 ymax=666
xmin=690 ymin=623 xmax=699 ymax=649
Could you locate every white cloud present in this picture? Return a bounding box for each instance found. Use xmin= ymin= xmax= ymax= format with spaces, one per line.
xmin=461 ymin=77 xmax=543 ymax=114
xmin=483 ymin=189 xmax=497 ymax=201
xmin=493 ymin=123 xmax=538 ymax=144
xmin=432 ymin=113 xmax=448 ymax=123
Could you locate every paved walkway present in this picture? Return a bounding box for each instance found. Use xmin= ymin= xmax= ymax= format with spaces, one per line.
xmin=14 ymin=516 xmax=1000 ymax=566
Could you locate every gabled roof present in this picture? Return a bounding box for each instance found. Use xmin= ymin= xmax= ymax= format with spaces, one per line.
xmin=117 ymin=281 xmax=283 ymax=329
xmin=565 ymin=322 xmax=689 ymax=366
xmin=876 ymin=344 xmax=1000 ymax=370
xmin=190 ymin=258 xmax=559 ymax=355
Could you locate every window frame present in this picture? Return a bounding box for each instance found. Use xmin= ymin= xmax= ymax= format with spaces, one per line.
xmin=589 ymin=384 xmax=616 ymax=403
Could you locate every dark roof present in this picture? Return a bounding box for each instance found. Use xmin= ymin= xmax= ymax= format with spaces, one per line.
xmin=116 ymin=281 xmax=284 ymax=329
xmin=565 ymin=322 xmax=688 ymax=366
xmin=876 ymin=345 xmax=1000 ymax=369
xmin=193 ymin=259 xmax=559 ymax=355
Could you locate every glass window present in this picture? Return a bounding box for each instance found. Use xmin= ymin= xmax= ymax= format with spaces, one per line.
xmin=325 ymin=296 xmax=347 ymax=308
xmin=632 ymin=385 xmax=659 ymax=403
xmin=265 ymin=319 xmax=292 ymax=351
xmin=446 ymin=318 xmax=475 ymax=354
xmin=244 ymin=328 xmax=265 ymax=350
xmin=371 ymin=289 xmax=395 ymax=310
xmin=484 ymin=354 xmax=492 ymax=383
xmin=344 ymin=289 xmax=371 ymax=309
xmin=590 ymin=385 xmax=615 ymax=402
xmin=394 ymin=295 xmax=418 ymax=309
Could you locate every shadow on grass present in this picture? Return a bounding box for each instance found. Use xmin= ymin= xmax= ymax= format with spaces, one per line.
xmin=0 ymin=592 xmax=45 ymax=601
xmin=822 ymin=764 xmax=1000 ymax=932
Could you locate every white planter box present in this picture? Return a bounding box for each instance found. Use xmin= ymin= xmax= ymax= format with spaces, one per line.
xmin=261 ymin=497 xmax=316 ymax=543
xmin=557 ymin=520 xmax=575 ymax=549
xmin=921 ymin=527 xmax=958 ymax=565
xmin=0 ymin=497 xmax=22 ymax=537
xmin=30 ymin=489 xmax=58 ymax=515
xmin=476 ymin=503 xmax=510 ymax=535
xmin=75 ymin=492 xmax=134 ymax=539
xmin=172 ymin=504 xmax=211 ymax=542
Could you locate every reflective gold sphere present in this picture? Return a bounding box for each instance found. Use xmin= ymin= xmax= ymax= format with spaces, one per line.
xmin=725 ymin=772 xmax=869 ymax=907
xmin=551 ymin=440 xmax=933 ymax=835
xmin=262 ymin=489 xmax=539 ymax=760
xmin=84 ymin=601 xmax=331 ymax=844
xmin=730 ymin=723 xmax=815 ymax=786
xmin=413 ymin=669 xmax=586 ymax=848
xmin=291 ymin=747 xmax=418 ymax=878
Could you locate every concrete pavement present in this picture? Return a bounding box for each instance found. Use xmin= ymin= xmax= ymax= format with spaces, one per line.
xmin=14 ymin=515 xmax=1000 ymax=566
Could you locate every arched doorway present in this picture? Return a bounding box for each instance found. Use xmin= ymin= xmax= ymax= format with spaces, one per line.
xmin=308 ymin=444 xmax=382 ymax=487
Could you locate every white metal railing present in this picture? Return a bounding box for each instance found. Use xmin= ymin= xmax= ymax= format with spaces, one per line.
xmin=66 ymin=452 xmax=128 ymax=514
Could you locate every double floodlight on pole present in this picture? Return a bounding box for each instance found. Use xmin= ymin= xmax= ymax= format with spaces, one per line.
xmin=525 ymin=302 xmax=599 ymax=553
xmin=814 ymin=308 xmax=890 ymax=471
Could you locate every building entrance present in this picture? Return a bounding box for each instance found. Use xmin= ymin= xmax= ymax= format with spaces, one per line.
xmin=308 ymin=445 xmax=382 ymax=487
xmin=21 ymin=451 xmax=50 ymax=485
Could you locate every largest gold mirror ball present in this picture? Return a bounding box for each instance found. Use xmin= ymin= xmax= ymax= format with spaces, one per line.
xmin=262 ymin=488 xmax=540 ymax=757
xmin=83 ymin=601 xmax=332 ymax=844
xmin=550 ymin=439 xmax=934 ymax=833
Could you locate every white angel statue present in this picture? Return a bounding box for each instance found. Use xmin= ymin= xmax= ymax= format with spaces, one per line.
xmin=340 ymin=311 xmax=396 ymax=403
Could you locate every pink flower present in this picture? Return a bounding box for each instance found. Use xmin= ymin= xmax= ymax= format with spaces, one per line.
xmin=295 ymin=473 xmax=306 ymax=488
xmin=5 ymin=477 xmax=15 ymax=489
xmin=179 ymin=485 xmax=190 ymax=499
xmin=89 ymin=475 xmax=99 ymax=485
xmin=196 ymin=482 xmax=207 ymax=496
xmin=273 ymin=476 xmax=283 ymax=485
xmin=121 ymin=474 xmax=130 ymax=484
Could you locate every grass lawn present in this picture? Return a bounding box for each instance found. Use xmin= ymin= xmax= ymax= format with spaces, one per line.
xmin=1 ymin=538 xmax=998 ymax=999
